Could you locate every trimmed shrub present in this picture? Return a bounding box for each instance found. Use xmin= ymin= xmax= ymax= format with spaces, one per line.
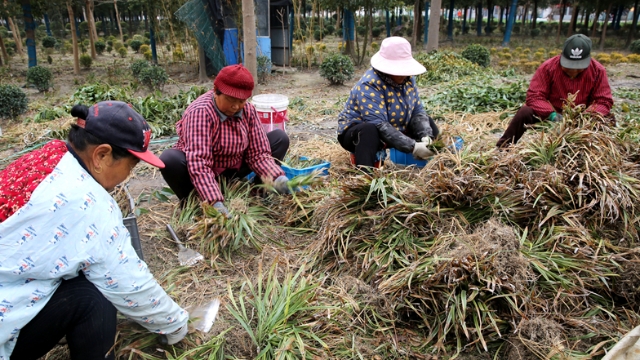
xmin=143 ymin=50 xmax=152 ymax=61
xmin=130 ymin=39 xmax=142 ymax=52
xmin=630 ymin=40 xmax=640 ymax=55
xmin=0 ymin=85 xmax=28 ymax=119
xmin=130 ymin=59 xmax=151 ymax=78
xmin=530 ymin=28 xmax=541 ymax=37
xmin=118 ymin=47 xmax=127 ymax=58
xmin=47 ymin=55 xmax=52 ymax=64
xmin=95 ymin=40 xmax=106 ymax=55
xmin=79 ymin=54 xmax=92 ymax=69
xmin=138 ymin=65 xmax=168 ymax=90
xmin=325 ymin=24 xmax=335 ymax=35
xmin=319 ymin=53 xmax=355 ymax=85
xmin=42 ymin=36 xmax=56 ymax=48
xmin=26 ymin=65 xmax=53 ymax=92
xmin=462 ymin=44 xmax=491 ymax=67
xmin=139 ymin=44 xmax=150 ymax=54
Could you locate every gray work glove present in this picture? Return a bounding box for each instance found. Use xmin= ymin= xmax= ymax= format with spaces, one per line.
xmin=273 ymin=175 xmax=290 ymax=194
xmin=213 ymin=201 xmax=231 ymax=218
xmin=161 ymin=325 xmax=188 ymax=345
xmin=413 ymin=142 xmax=435 ymax=160
xmin=421 ymin=136 xmax=433 ymax=145
xmin=555 ymin=113 xmax=563 ymax=122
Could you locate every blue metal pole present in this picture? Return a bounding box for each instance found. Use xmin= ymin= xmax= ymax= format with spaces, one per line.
xmin=424 ymin=1 xmax=430 ymax=44
xmin=44 ymin=13 xmax=52 ymax=36
xmin=386 ymin=10 xmax=390 ymax=37
xmin=398 ymin=8 xmax=402 ymax=26
xmin=21 ymin=0 xmax=37 ymax=68
xmin=502 ymin=0 xmax=518 ymax=46
xmin=343 ymin=9 xmax=354 ymax=42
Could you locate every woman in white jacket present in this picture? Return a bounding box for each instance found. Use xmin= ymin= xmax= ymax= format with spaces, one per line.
xmin=0 ymin=102 xmax=188 ymax=359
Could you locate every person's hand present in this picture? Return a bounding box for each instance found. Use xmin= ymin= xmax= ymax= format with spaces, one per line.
xmin=421 ymin=136 xmax=433 ymax=145
xmin=162 ymin=325 xmax=188 ymax=345
xmin=413 ymin=142 xmax=435 ymax=160
xmin=213 ymin=201 xmax=231 ymax=218
xmin=273 ymin=175 xmax=290 ymax=194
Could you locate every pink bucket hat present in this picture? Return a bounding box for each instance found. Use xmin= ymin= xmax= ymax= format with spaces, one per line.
xmin=370 ymin=37 xmax=426 ymax=76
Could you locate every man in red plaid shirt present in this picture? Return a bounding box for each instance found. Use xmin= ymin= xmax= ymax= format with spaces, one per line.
xmin=159 ymin=65 xmax=290 ymax=216
xmin=496 ymin=34 xmax=613 ymax=148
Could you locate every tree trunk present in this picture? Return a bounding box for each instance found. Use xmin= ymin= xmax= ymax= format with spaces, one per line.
xmin=343 ymin=9 xmax=355 ymax=58
xmin=446 ymin=0 xmax=454 ymax=40
xmin=68 ymin=2 xmax=80 ymax=75
xmin=499 ymin=5 xmax=504 ymax=26
xmin=583 ymin=7 xmax=589 ymax=29
xmin=626 ymin=0 xmax=640 ymax=48
xmin=0 ymin=35 xmax=7 ymax=65
xmin=198 ymin=46 xmax=208 ymax=82
xmin=114 ymin=0 xmax=123 ymax=41
xmin=599 ymin=3 xmax=612 ymax=50
xmin=242 ymin=0 xmax=258 ymax=87
xmin=521 ymin=2 xmax=527 ymax=27
xmin=591 ymin=0 xmax=601 ymax=38
xmin=476 ymin=1 xmax=482 ymax=36
xmin=86 ymin=0 xmax=96 ymax=59
xmin=426 ymin=0 xmax=441 ymax=51
xmin=412 ymin=0 xmax=420 ymax=47
xmin=7 ymin=17 xmax=24 ymax=55
xmin=568 ymin=4 xmax=579 ymax=37
xmin=127 ymin=9 xmax=133 ymax=38
xmin=556 ymin=0 xmax=565 ymax=42
xmin=532 ymin=0 xmax=537 ymax=29
xmin=487 ymin=0 xmax=494 ymax=34
xmin=463 ymin=6 xmax=468 ymax=32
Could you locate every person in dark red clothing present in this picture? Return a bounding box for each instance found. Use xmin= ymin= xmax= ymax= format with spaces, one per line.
xmin=496 ymin=34 xmax=613 ymax=148
xmin=159 ymin=65 xmax=290 ymax=216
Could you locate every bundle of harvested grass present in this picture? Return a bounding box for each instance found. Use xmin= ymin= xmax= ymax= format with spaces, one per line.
xmin=287 ymin=97 xmax=640 ymax=357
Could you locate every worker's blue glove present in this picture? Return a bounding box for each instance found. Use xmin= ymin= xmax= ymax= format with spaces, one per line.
xmin=273 ymin=175 xmax=290 ymax=194
xmin=549 ymin=112 xmax=563 ymax=122
xmin=213 ymin=201 xmax=231 ymax=218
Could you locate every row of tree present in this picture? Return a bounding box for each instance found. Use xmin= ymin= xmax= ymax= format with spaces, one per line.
xmin=2 ymin=0 xmax=640 ymax=79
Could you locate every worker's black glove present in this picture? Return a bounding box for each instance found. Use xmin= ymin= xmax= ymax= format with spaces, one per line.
xmin=407 ymin=113 xmax=435 ymax=140
xmin=376 ymin=122 xmax=415 ymax=153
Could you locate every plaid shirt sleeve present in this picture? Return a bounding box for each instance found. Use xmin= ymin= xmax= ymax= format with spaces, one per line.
xmin=180 ymin=104 xmax=225 ymax=203
xmin=586 ymin=63 xmax=613 ymax=116
xmin=244 ymin=105 xmax=285 ymax=180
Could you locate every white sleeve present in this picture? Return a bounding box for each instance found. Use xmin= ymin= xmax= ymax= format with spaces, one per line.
xmin=82 ymin=221 xmax=188 ymax=334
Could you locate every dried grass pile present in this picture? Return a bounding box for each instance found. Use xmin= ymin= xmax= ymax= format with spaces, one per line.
xmin=285 ymin=98 xmax=640 ymax=357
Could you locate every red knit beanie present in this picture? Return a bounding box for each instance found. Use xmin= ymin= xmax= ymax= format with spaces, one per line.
xmin=213 ymin=65 xmax=254 ymax=100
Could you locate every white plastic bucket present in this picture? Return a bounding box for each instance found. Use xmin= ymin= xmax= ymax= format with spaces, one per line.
xmin=251 ymin=94 xmax=289 ymax=133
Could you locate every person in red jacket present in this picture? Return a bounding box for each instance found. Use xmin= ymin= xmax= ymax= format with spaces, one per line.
xmin=496 ymin=34 xmax=613 ymax=148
